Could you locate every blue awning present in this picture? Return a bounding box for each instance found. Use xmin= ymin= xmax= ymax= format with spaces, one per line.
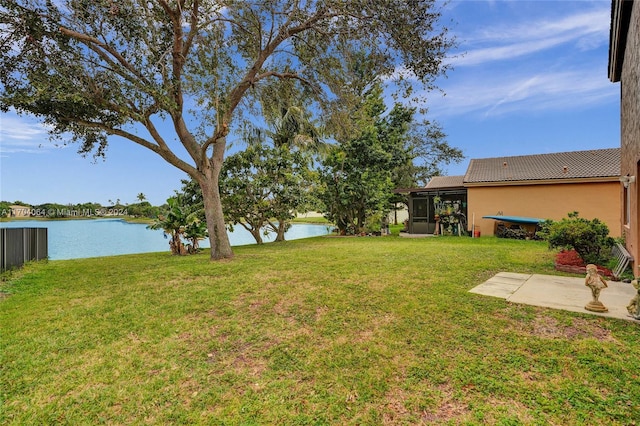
xmin=482 ymin=215 xmax=545 ymax=225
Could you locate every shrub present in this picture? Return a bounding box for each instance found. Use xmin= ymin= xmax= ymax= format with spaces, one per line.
xmin=539 ymin=212 xmax=614 ymax=265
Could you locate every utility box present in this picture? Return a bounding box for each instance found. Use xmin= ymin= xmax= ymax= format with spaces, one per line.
xmin=0 ymin=227 xmax=48 ymax=271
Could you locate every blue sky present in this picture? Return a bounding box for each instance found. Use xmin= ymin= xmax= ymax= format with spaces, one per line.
xmin=0 ymin=0 xmax=620 ymax=206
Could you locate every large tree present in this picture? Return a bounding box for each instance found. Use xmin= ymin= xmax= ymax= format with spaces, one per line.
xmin=221 ymin=143 xmax=314 ymax=244
xmin=236 ymin=97 xmax=324 ymax=243
xmin=320 ymin=84 xmax=410 ymax=234
xmin=0 ymin=0 xmax=453 ymax=260
xmin=176 ymin=101 xmax=321 ymax=245
xmin=320 ymin=82 xmax=463 ymax=233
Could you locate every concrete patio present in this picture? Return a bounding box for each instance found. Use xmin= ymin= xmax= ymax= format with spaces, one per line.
xmin=471 ymin=272 xmax=640 ymax=322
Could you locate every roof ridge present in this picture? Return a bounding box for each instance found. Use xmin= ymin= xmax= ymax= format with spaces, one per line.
xmin=470 ymin=147 xmax=620 ymax=162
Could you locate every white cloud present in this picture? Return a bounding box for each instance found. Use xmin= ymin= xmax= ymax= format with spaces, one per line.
xmin=450 ymin=7 xmax=610 ymax=67
xmin=1 ymin=117 xmax=46 ymax=139
xmin=472 ymin=9 xmax=608 ymax=43
xmin=0 ymin=114 xmax=52 ymax=154
xmin=453 ymin=34 xmax=577 ymax=66
xmin=419 ymin=3 xmax=618 ymax=119
xmin=429 ymin=67 xmax=617 ymax=118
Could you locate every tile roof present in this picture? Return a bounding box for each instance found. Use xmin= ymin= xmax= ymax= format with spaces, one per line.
xmin=464 ymin=148 xmax=620 ymax=184
xmin=425 ymin=175 xmax=465 ymax=189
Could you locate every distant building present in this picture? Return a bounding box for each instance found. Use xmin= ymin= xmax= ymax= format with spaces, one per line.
xmin=609 ymin=0 xmax=639 ymax=276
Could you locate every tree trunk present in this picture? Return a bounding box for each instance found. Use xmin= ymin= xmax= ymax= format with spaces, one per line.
xmin=170 ymin=232 xmax=187 ymax=255
xmin=250 ymin=229 xmax=264 ymax=244
xmin=198 ymin=162 xmax=234 ymax=260
xmin=275 ymin=220 xmax=287 ymax=242
xmin=356 ymin=207 xmax=366 ymax=233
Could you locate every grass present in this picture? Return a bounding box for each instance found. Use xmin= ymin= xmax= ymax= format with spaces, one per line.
xmin=122 ymin=216 xmax=154 ymax=224
xmin=1 ymin=236 xmax=639 ymax=425
xmin=292 ymin=216 xmax=331 ymax=224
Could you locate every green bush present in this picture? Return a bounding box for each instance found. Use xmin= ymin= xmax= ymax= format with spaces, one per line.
xmin=539 ymin=212 xmax=614 ymax=265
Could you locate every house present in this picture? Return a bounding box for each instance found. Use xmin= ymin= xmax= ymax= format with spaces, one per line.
xmin=609 ymin=0 xmax=639 ymax=277
xmin=465 ymin=148 xmax=621 ymax=238
xmin=403 ymin=148 xmax=622 ymax=238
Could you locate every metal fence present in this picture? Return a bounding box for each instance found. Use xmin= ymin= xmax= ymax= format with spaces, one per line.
xmin=0 ymin=228 xmax=48 ymax=271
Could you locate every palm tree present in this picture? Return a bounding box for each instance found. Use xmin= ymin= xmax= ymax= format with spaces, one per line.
xmin=137 ymin=193 xmax=146 ymax=203
xmin=148 ymin=197 xmax=187 ymax=255
xmin=270 ymin=106 xmax=327 ymax=154
xmin=148 ymin=197 xmax=207 ymax=255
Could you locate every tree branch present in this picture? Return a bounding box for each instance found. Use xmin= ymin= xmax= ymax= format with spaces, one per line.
xmin=215 ymin=7 xmax=336 ymax=158
xmin=253 ymin=70 xmax=311 ymax=86
xmin=73 ymin=118 xmax=198 ymax=177
xmin=181 ymin=0 xmax=200 ymax=60
xmin=156 ymin=0 xmax=203 ymax=169
xmin=79 ymin=43 xmax=154 ymax=96
xmin=174 ymin=116 xmax=203 ymax=166
xmin=59 ymin=26 xmax=151 ymax=87
xmin=157 ymin=0 xmax=185 ymax=104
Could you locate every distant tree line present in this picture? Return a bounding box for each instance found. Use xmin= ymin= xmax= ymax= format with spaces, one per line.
xmin=0 ymin=199 xmax=162 ymax=219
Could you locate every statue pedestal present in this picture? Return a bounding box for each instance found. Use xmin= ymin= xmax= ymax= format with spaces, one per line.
xmin=585 ymin=300 xmax=608 ymax=312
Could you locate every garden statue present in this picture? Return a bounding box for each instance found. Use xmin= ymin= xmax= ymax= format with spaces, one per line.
xmin=584 ymin=264 xmax=608 ymax=312
xmin=626 ymin=279 xmax=640 ymax=320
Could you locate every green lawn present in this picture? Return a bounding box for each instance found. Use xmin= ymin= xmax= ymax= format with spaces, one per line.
xmin=2 ymin=236 xmax=639 ymax=425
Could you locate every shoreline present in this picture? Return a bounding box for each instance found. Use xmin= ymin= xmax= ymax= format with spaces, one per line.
xmin=0 ymin=216 xmax=153 ymax=224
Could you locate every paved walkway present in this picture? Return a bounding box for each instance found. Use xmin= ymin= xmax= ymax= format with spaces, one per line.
xmin=470 ymin=272 xmax=640 ymax=322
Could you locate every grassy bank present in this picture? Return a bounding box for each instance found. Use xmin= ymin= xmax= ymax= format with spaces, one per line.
xmin=2 ymin=236 xmax=639 ymax=424
xmin=292 ymin=216 xmax=331 ymax=224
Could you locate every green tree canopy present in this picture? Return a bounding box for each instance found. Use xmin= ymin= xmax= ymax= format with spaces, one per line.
xmin=220 ymin=143 xmax=315 ymax=244
xmin=1 ymin=0 xmax=454 ymax=260
xmin=319 ymin=82 xmax=462 ymax=234
xmin=320 ymin=85 xmax=399 ymax=234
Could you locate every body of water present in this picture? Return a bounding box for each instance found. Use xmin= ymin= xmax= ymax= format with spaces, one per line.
xmin=0 ymin=219 xmax=330 ymax=260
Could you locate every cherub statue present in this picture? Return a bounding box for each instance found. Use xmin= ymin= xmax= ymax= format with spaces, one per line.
xmin=627 ymin=279 xmax=640 ymax=319
xmin=584 ymin=264 xmax=608 ymax=312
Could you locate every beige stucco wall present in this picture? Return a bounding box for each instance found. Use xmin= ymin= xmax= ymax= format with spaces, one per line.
xmin=619 ymin=2 xmax=640 ymax=276
xmin=467 ymin=181 xmax=621 ymax=238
